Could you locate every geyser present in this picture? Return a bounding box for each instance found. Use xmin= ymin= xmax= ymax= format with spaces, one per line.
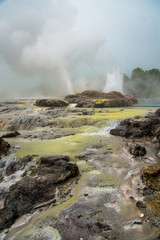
xmin=104 ymin=69 xmax=123 ymax=93
xmin=0 ymin=0 xmax=159 ymax=99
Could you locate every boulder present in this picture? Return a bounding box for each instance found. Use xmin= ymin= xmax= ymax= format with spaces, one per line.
xmin=2 ymin=131 xmax=20 ymax=138
xmin=141 ymin=165 xmax=160 ymax=191
xmin=136 ymin=201 xmax=146 ymax=208
xmin=0 ymin=138 xmax=10 ymax=157
xmin=35 ymin=99 xmax=69 ymax=107
xmin=0 ymin=155 xmax=79 ymax=230
xmin=110 ymin=109 xmax=160 ymax=139
xmin=5 ymin=155 xmax=34 ymax=176
xmin=129 ymin=144 xmax=146 ymax=157
xmin=110 ymin=125 xmax=132 ymax=138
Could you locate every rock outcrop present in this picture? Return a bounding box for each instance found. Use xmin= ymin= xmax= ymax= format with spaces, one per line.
xmin=35 ymin=99 xmax=69 ymax=107
xmin=0 ymin=155 xmax=79 ymax=230
xmin=110 ymin=109 xmax=160 ymax=139
xmin=54 ymin=203 xmax=112 ymax=240
xmin=8 ymin=115 xmax=48 ymax=131
xmin=64 ymin=90 xmax=138 ymax=108
xmin=141 ymin=165 xmax=160 ymax=191
xmin=0 ymin=138 xmax=10 ymax=158
xmin=2 ymin=131 xmax=20 ymax=138
xmin=110 ymin=108 xmax=160 ymax=217
xmin=129 ymin=144 xmax=146 ymax=157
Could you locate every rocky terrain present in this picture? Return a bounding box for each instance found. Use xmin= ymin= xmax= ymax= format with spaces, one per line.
xmin=64 ymin=90 xmax=138 ymax=108
xmin=110 ymin=108 xmax=160 ymax=234
xmin=0 ymin=97 xmax=160 ymax=240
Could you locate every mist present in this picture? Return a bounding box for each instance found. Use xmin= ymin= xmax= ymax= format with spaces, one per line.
xmin=0 ymin=0 xmax=159 ymax=99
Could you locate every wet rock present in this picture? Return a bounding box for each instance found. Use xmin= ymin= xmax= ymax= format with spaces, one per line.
xmin=110 ymin=125 xmax=132 ymax=137
xmin=5 ymin=155 xmax=34 ymax=176
xmin=40 ymin=155 xmax=70 ymax=165
xmin=5 ymin=161 xmax=18 ymax=176
xmin=16 ymin=226 xmax=60 ymax=240
xmin=155 ymin=109 xmax=160 ymax=116
xmin=136 ymin=201 xmax=146 ymax=208
xmin=54 ymin=203 xmax=112 ymax=240
xmin=2 ymin=131 xmax=20 ymax=138
xmin=82 ymin=110 xmax=88 ymax=115
xmin=35 ymin=99 xmax=69 ymax=107
xmin=0 ymin=138 xmax=10 ymax=158
xmin=129 ymin=144 xmax=146 ymax=157
xmin=133 ymin=220 xmax=142 ymax=225
xmin=141 ymin=165 xmax=160 ymax=191
xmin=110 ymin=109 xmax=160 ymax=139
xmin=8 ymin=115 xmax=48 ymax=131
xmin=0 ymin=155 xmax=79 ymax=230
xmin=143 ymin=187 xmax=153 ymax=196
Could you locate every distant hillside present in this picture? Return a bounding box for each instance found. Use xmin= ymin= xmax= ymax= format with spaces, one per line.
xmin=123 ymin=68 xmax=160 ymax=98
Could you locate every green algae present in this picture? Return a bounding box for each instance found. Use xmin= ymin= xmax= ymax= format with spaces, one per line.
xmin=47 ymin=107 xmax=156 ymax=129
xmin=76 ymin=160 xmax=92 ymax=172
xmin=99 ymin=171 xmax=118 ymax=187
xmin=15 ymin=134 xmax=108 ymax=159
xmin=5 ymin=172 xmax=90 ymax=239
xmin=17 ymin=100 xmax=35 ymax=107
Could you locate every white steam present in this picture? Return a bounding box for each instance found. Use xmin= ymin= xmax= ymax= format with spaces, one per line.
xmin=104 ymin=69 xmax=123 ymax=93
xmin=0 ymin=0 xmax=159 ymax=99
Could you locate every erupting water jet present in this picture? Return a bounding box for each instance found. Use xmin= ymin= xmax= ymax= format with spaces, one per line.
xmin=104 ymin=69 xmax=123 ymax=93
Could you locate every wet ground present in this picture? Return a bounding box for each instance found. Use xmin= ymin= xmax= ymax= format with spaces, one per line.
xmin=0 ymin=100 xmax=160 ymax=240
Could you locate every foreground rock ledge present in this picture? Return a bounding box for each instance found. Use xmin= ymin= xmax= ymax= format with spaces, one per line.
xmin=0 ymin=155 xmax=79 ymax=231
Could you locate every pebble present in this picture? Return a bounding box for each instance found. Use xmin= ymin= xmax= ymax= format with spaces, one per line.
xmin=136 ymin=201 xmax=146 ymax=208
xmin=133 ymin=220 xmax=142 ymax=225
xmin=140 ymin=213 xmax=144 ymax=218
xmin=84 ymin=193 xmax=89 ymax=197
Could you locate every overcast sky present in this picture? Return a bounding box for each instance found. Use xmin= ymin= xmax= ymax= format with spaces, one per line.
xmin=0 ymin=0 xmax=159 ymax=98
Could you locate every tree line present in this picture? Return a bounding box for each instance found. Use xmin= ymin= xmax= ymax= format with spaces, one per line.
xmin=123 ymin=68 xmax=160 ymax=98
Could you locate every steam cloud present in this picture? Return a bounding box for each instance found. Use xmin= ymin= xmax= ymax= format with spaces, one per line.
xmin=0 ymin=0 xmax=159 ymax=99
